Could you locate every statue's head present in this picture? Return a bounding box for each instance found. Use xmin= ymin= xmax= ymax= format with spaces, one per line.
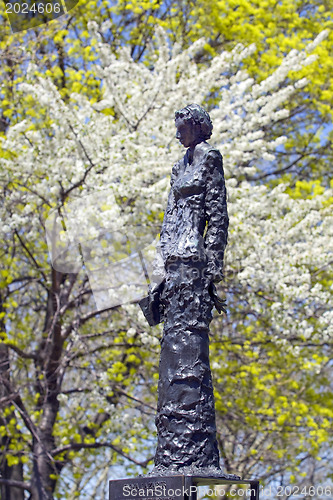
xmin=175 ymin=104 xmax=213 ymax=147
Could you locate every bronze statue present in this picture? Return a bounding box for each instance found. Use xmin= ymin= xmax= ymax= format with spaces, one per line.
xmin=140 ymin=104 xmax=236 ymax=478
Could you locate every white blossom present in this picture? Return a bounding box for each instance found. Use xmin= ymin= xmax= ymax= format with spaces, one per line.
xmin=0 ymin=28 xmax=331 ymax=345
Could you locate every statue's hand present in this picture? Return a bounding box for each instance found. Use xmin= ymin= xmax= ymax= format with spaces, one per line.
xmin=208 ymin=282 xmax=227 ymax=314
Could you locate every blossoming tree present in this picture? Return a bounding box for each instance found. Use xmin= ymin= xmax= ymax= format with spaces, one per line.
xmin=0 ymin=25 xmax=332 ymax=499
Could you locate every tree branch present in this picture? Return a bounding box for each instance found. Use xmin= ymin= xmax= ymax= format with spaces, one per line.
xmin=52 ymin=442 xmax=153 ymax=467
xmin=2 ymin=342 xmax=38 ymax=360
xmin=14 ymin=230 xmax=48 ymax=284
xmin=0 ymin=478 xmax=32 ymax=493
xmin=62 ymin=304 xmax=121 ymax=340
xmin=60 ymin=124 xmax=96 ymax=201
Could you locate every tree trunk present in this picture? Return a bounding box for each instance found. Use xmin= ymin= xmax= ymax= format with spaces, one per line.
xmin=0 ymin=294 xmax=25 ymax=500
xmin=29 ymin=269 xmax=64 ymax=499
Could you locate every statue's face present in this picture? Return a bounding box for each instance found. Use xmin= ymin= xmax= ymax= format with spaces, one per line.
xmin=175 ymin=118 xmax=198 ymax=148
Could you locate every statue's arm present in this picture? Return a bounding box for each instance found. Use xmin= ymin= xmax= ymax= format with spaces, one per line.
xmin=204 ymin=149 xmax=229 ymax=282
xmin=160 ymin=163 xmax=178 ymax=263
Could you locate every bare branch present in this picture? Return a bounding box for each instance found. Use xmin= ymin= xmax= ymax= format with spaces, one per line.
xmin=14 ymin=230 xmax=48 ymax=284
xmin=60 ymin=124 xmax=96 ymax=201
xmin=2 ymin=342 xmax=38 ymax=360
xmin=52 ymin=442 xmax=153 ymax=467
xmin=0 ymin=478 xmax=32 ymax=493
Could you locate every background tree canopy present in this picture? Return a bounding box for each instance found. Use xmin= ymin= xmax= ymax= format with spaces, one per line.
xmin=0 ymin=1 xmax=332 ymax=499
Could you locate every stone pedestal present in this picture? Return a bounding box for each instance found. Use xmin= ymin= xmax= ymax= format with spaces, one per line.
xmin=109 ymin=475 xmax=260 ymax=500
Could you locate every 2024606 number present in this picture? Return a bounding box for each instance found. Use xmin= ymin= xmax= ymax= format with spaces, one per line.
xmin=6 ymin=2 xmax=61 ymax=14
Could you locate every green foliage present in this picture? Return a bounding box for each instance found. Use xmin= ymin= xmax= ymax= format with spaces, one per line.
xmin=0 ymin=0 xmax=333 ymax=497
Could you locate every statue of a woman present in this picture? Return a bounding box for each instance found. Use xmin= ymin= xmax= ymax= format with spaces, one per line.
xmin=141 ymin=104 xmax=232 ymax=477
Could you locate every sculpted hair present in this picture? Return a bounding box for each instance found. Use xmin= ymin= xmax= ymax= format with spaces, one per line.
xmin=175 ymin=103 xmax=213 ymax=140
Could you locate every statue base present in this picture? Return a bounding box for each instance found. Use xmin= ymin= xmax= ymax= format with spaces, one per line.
xmin=109 ymin=474 xmax=260 ymax=500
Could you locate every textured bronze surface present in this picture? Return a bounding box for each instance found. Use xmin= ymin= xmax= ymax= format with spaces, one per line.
xmin=140 ymin=105 xmax=236 ymax=478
